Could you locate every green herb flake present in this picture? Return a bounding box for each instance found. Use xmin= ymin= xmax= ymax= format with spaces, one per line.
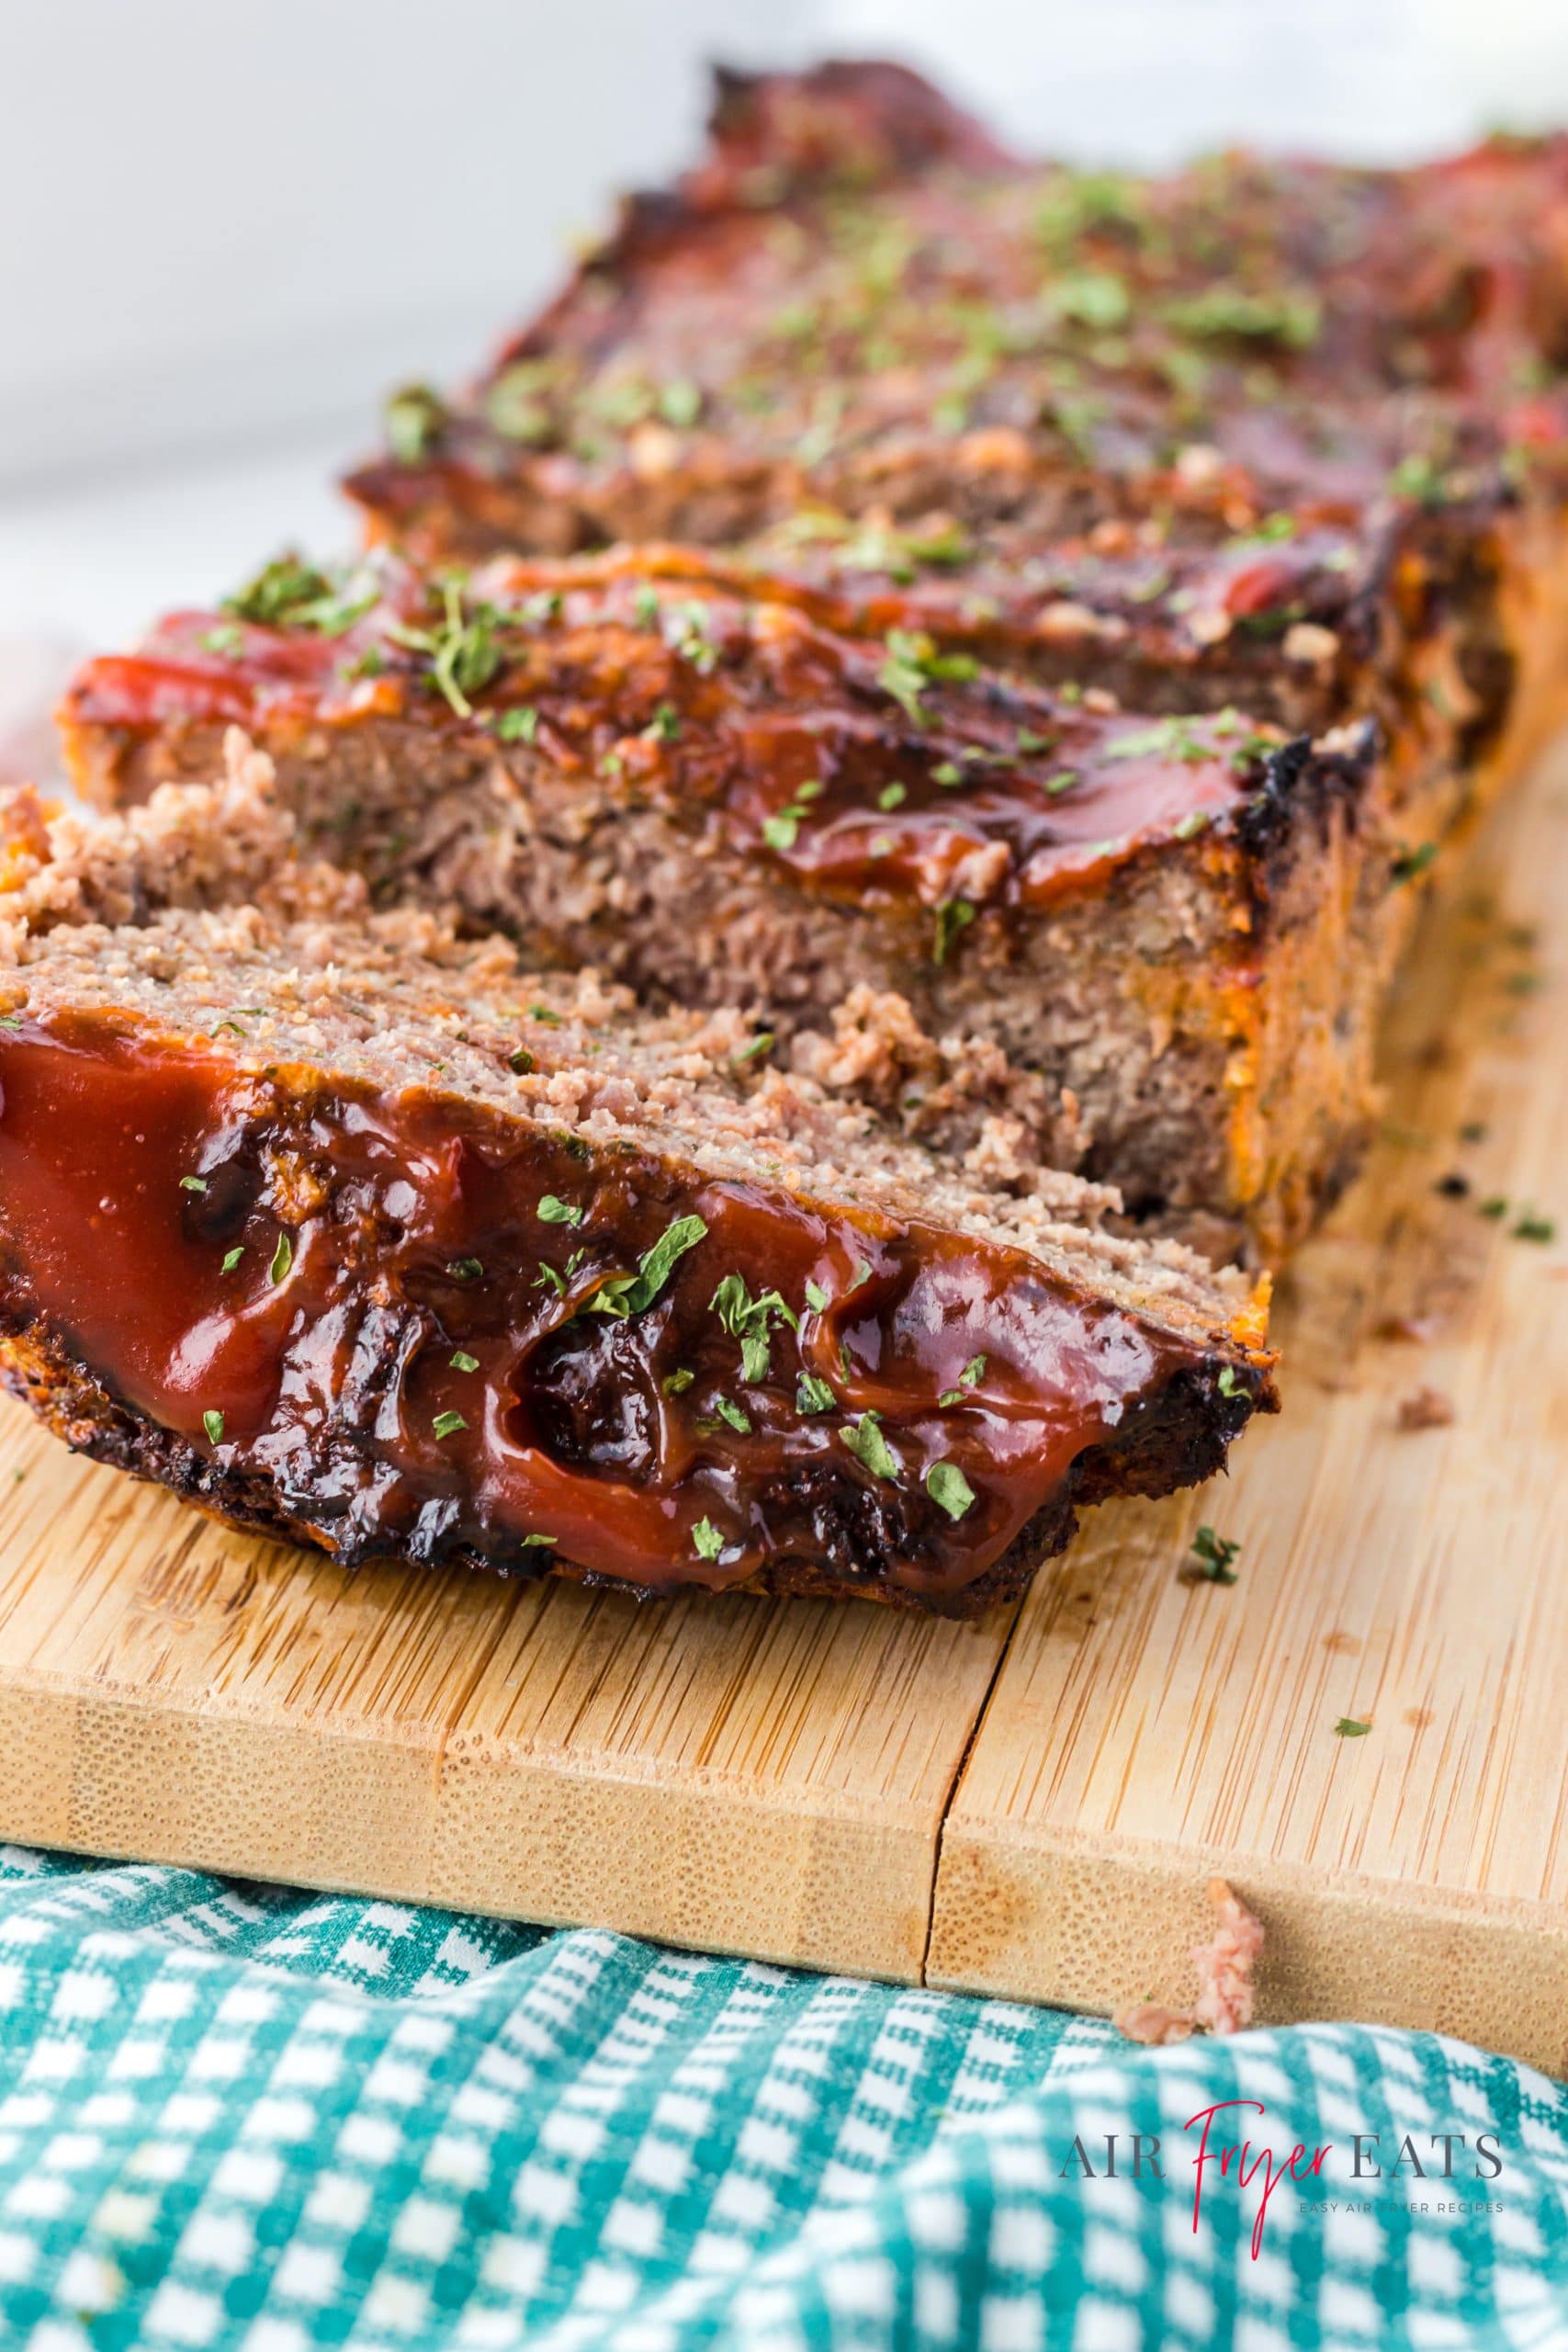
xmin=496 ymin=706 xmax=539 ymax=743
xmin=202 ymin=1409 xmax=225 ymax=1444
xmin=447 ymin=1256 xmax=484 ymax=1281
xmin=509 ymin=1047 xmax=536 ymax=1074
xmin=1217 ymin=1365 xmax=1247 ymax=1397
xmin=180 ymin=1175 xmax=209 ymax=1193
xmin=925 ymin=1461 xmax=976 ymax=1520
xmin=200 ymin=623 xmax=244 ymax=658
xmin=1189 ymin=1523 xmax=1241 ymax=1584
xmin=711 ymin=1272 xmax=799 ymax=1384
xmin=796 ymin=1373 xmax=837 ymax=1415
xmin=693 ymin=1518 xmax=725 ymax=1561
xmin=1392 ymin=842 xmax=1438 ymax=886
xmin=761 ymin=810 xmax=800 ymax=853
xmin=842 ymin=1411 xmax=899 ymax=1482
xmin=220 ymin=1248 xmax=244 ymax=1273
xmin=588 ymin=1214 xmax=707 ymax=1319
xmin=386 ymin=383 xmax=446 ymax=464
xmin=450 ymin=1351 xmax=480 ymax=1374
xmin=1513 ymin=1211 xmax=1557 ymax=1243
xmin=731 ymin=1031 xmax=775 ymax=1066
xmin=877 ymin=782 xmax=908 ymax=810
xmin=433 ymin=1410 xmax=468 ymax=1442
xmin=1174 ymin=810 xmax=1209 ymax=841
xmin=933 ymin=898 xmax=976 ymax=965
xmin=1044 ymin=770 xmax=1079 ymax=797
xmin=848 ymin=1259 xmax=873 ymax=1294
xmin=714 ymin=1396 xmax=751 ymax=1434
xmin=537 ymin=1195 xmax=584 ymax=1227
xmin=1334 ymin=1716 xmax=1372 ymax=1738
xmin=661 ymin=1368 xmax=695 ymax=1396
xmin=805 ymin=1279 xmax=830 ymax=1313
xmin=267 ymin=1232 xmax=294 ymax=1284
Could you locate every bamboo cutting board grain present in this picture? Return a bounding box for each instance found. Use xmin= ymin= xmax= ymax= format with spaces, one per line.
xmin=1 ymin=741 xmax=1566 ymax=2066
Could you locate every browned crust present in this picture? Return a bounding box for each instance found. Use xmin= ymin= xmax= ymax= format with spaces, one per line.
xmin=0 ymin=1315 xmax=1272 ymax=1620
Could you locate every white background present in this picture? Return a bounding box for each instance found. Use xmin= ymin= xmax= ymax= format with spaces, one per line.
xmin=4 ymin=0 xmax=1568 ymax=764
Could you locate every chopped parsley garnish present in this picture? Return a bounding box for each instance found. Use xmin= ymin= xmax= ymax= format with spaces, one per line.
xmin=633 ymin=584 xmax=661 ymax=628
xmin=732 ymin=1031 xmax=775 ymax=1066
xmin=1217 ymin=1365 xmax=1247 ymax=1398
xmin=386 ymin=382 xmax=446 ymax=463
xmin=223 ymin=554 xmax=335 ymax=627
xmin=449 ymin=1351 xmax=480 ymax=1374
xmin=221 ymin=1248 xmax=244 ymax=1273
xmin=519 ymin=1532 xmax=556 ymax=1549
xmin=661 ymin=1368 xmax=695 ymax=1396
xmin=447 ymin=1257 xmax=483 ymax=1281
xmin=1513 ymin=1210 xmax=1557 ymax=1243
xmin=805 ymin=1279 xmax=830 ymax=1313
xmin=713 ymin=1396 xmax=751 ymax=1434
xmin=0 ymin=1014 xmax=21 ymax=1031
xmin=877 ymin=629 xmax=979 ymax=728
xmin=1044 ymin=770 xmax=1078 ymax=797
xmin=762 ymin=810 xmax=802 ymax=853
xmin=1389 ymin=452 xmax=1449 ymax=506
xmin=509 ymin=1047 xmax=535 ymax=1074
xmin=925 ymin=1461 xmax=976 ymax=1520
xmin=1334 ymin=1716 xmax=1372 ymax=1738
xmin=180 ymin=1175 xmax=209 ymax=1193
xmin=666 ymin=601 xmax=718 ymax=673
xmin=588 ymin=1214 xmax=707 ymax=1319
xmin=1106 ymin=716 xmax=1210 ymax=763
xmin=1045 ymin=266 xmax=1131 ymax=330
xmin=496 ymin=706 xmax=539 ymax=743
xmin=796 ymin=1373 xmax=837 ymax=1415
xmin=644 ymin=701 xmax=682 ymax=743
xmin=938 ymin=1354 xmax=987 ymax=1407
xmin=432 ymin=1410 xmax=468 ymax=1442
xmin=933 ymin=898 xmax=976 ymax=965
xmin=842 ymin=1411 xmax=899 ymax=1482
xmin=386 ymin=575 xmax=502 ymax=718
xmin=711 ymin=1273 xmax=799 ymax=1383
xmin=1174 ymin=810 xmax=1209 ymax=841
xmin=877 ymin=782 xmax=908 ymax=811
xmin=529 ymin=1003 xmax=563 ymax=1025
xmin=1189 ymin=1524 xmax=1241 ymax=1583
xmin=537 ymin=1195 xmax=584 ymax=1227
xmin=268 ymin=1233 xmax=294 ymax=1285
xmin=1165 ymin=286 xmax=1320 ymax=348
xmin=1392 ymin=842 xmax=1438 ymax=885
xmin=692 ymin=1518 xmax=724 ymax=1561
xmin=200 ymin=623 xmax=244 ymax=659
xmin=932 ymin=761 xmax=963 ymax=786
xmin=202 ymin=1409 xmax=225 ymax=1444
xmin=848 ymin=1260 xmax=873 ymax=1293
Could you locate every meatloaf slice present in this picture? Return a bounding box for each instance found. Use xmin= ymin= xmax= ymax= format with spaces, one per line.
xmin=341 ymin=61 xmax=1568 ymax=565
xmin=61 ymin=552 xmax=1457 ymax=1261
xmin=0 ymin=765 xmax=1273 ymax=1615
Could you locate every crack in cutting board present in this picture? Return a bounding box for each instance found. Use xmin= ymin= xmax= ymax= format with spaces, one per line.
xmin=0 ymin=744 xmax=1564 ymax=2067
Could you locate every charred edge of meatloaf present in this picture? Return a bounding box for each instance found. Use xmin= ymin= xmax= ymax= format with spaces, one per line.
xmin=1233 ymin=720 xmax=1382 ymax=890
xmin=0 ymin=1316 xmax=1269 ymax=1620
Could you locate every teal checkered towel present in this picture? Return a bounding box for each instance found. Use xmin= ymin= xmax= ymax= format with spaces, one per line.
xmin=0 ymin=1847 xmax=1563 ymax=2347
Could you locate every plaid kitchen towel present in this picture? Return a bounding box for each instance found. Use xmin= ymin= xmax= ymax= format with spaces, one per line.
xmin=0 ymin=1847 xmax=1564 ymax=2350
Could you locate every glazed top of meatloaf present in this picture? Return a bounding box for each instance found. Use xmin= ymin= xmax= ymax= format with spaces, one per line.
xmin=0 ymin=756 xmax=1273 ymax=1605
xmin=62 ymin=550 xmax=1391 ymax=932
xmin=343 ymin=59 xmax=1568 ymax=554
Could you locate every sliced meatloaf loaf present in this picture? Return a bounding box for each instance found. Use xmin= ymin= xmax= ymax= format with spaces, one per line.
xmin=0 ymin=757 xmax=1274 ymax=1614
xmin=57 ymin=551 xmax=1479 ymax=1261
xmin=342 ymin=62 xmax=1568 ymax=564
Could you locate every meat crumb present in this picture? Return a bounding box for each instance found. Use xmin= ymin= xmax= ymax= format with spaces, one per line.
xmin=1113 ymin=1876 xmax=1265 ymax=2046
xmin=1397 ymin=1385 xmax=1455 ymax=1430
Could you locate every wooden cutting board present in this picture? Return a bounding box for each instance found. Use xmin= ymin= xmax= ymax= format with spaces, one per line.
xmin=1 ymin=738 xmax=1564 ymax=2073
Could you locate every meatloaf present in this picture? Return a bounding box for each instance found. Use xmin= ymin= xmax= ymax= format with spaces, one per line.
xmin=62 ymin=551 xmax=1408 ymax=1263
xmin=0 ymin=753 xmax=1274 ymax=1614
xmin=342 ymin=62 xmax=1568 ymax=563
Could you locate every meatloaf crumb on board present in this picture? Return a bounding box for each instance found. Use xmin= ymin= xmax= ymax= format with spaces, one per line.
xmin=62 ymin=65 xmax=1568 ymax=1261
xmin=0 ymin=752 xmax=1274 ymax=1613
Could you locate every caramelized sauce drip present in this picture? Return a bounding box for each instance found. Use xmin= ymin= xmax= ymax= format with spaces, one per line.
xmin=0 ymin=1015 xmax=1235 ymax=1600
